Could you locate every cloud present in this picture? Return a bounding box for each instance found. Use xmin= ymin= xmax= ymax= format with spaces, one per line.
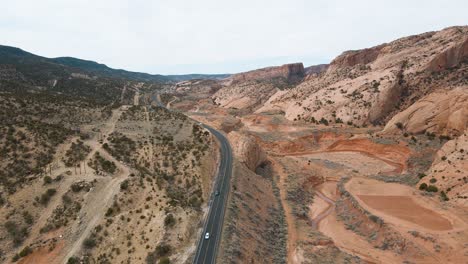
xmin=1 ymin=0 xmax=467 ymax=74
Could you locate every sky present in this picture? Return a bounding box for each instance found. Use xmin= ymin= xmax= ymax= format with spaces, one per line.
xmin=1 ymin=0 xmax=467 ymax=75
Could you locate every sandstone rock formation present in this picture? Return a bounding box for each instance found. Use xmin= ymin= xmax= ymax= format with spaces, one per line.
xmin=228 ymin=132 xmax=266 ymax=171
xmin=214 ymin=26 xmax=467 ymax=132
xmin=213 ymin=63 xmax=306 ymax=110
xmin=383 ymin=87 xmax=468 ymax=136
xmin=426 ymin=36 xmax=468 ymax=72
xmin=228 ymin=63 xmax=305 ymax=84
xmin=327 ymin=44 xmax=386 ymax=71
xmin=419 ymin=130 xmax=468 ymax=205
xmin=213 ymin=81 xmax=279 ymax=110
xmin=304 ymin=64 xmax=329 ymax=76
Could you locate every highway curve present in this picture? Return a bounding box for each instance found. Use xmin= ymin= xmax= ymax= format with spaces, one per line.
xmin=153 ymin=93 xmax=233 ymax=264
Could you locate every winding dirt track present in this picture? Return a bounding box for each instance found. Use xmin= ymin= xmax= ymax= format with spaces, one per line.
xmin=62 ymin=108 xmax=130 ymax=261
xmin=61 ymin=91 xmax=141 ymax=262
xmin=285 ymin=150 xmax=404 ymax=173
xmin=311 ymin=190 xmax=335 ymax=229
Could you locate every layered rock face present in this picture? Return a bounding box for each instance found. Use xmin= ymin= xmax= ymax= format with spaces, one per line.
xmin=229 ymin=63 xmax=305 ymax=84
xmin=327 ymin=44 xmax=386 ymax=71
xmin=426 ymin=37 xmax=468 ymax=72
xmin=304 ymin=64 xmax=329 ymax=76
xmin=212 ymin=63 xmax=305 ymax=110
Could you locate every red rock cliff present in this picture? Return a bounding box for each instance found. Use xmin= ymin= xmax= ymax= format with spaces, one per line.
xmin=230 ymin=63 xmax=305 ymax=84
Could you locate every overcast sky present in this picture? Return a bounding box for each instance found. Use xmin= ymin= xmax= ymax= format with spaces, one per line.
xmin=1 ymin=0 xmax=467 ymax=74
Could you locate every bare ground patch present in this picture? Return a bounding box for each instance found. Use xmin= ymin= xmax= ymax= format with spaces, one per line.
xmin=358 ymin=195 xmax=452 ymax=231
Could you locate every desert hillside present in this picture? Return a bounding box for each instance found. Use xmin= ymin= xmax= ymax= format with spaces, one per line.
xmin=0 ymin=47 xmax=219 ymax=264
xmin=1 ymin=23 xmax=467 ymax=264
xmin=159 ymin=25 xmax=468 ymax=264
xmin=208 ymin=26 xmax=468 ymax=137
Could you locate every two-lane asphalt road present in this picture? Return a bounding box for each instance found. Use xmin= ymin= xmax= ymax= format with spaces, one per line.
xmin=152 ymin=93 xmax=233 ymax=264
xmin=193 ymin=124 xmax=232 ymax=264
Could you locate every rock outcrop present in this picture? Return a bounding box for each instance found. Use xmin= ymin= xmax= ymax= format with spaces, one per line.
xmin=228 ymin=63 xmax=305 ymax=84
xmin=304 ymin=64 xmax=329 ymax=76
xmin=213 ymin=81 xmax=279 ymax=110
xmin=213 ymin=63 xmax=305 ymax=111
xmin=419 ymin=130 xmax=468 ymax=205
xmin=327 ymin=44 xmax=386 ymax=71
xmin=426 ymin=35 xmax=468 ymax=72
xmin=228 ymin=132 xmax=266 ymax=171
xmin=383 ymin=87 xmax=468 ymax=137
xmin=255 ymin=26 xmax=468 ymax=128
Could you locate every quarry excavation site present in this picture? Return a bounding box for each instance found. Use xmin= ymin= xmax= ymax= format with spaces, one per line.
xmin=0 ymin=23 xmax=467 ymax=264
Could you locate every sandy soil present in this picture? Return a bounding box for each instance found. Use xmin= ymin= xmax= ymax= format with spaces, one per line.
xmin=346 ymin=178 xmax=467 ymax=233
xmin=169 ymin=97 xmax=468 ymax=264
xmin=296 ymin=151 xmax=394 ymax=176
xmin=358 ymin=195 xmax=452 ymax=230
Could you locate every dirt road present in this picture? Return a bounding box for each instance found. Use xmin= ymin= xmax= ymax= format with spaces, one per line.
xmin=311 ymin=189 xmax=335 ymax=229
xmin=61 ymin=108 xmax=130 ymax=261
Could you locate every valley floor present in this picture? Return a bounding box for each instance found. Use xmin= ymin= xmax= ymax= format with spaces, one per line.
xmin=180 ymin=97 xmax=468 ymax=264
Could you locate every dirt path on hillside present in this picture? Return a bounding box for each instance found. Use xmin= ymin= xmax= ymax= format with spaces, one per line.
xmin=134 ymin=88 xmax=140 ymax=106
xmin=60 ymin=92 xmax=141 ymax=261
xmin=61 ymin=107 xmax=130 ymax=262
xmin=270 ymin=160 xmax=300 ymax=264
xmin=167 ymin=97 xmax=177 ymax=109
xmin=144 ymin=105 xmax=154 ymax=171
xmin=311 ymin=189 xmax=335 ymax=229
xmin=120 ymin=84 xmax=127 ymax=103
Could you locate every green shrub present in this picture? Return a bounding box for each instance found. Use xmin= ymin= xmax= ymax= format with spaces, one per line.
xmin=105 ymin=208 xmax=114 ymax=217
xmin=440 ymin=191 xmax=449 ymax=201
xmin=71 ymin=183 xmax=83 ymax=192
xmin=419 ymin=183 xmax=427 ymax=190
xmin=319 ymin=118 xmax=329 ymax=126
xmin=39 ymin=188 xmax=57 ymax=205
xmin=120 ymin=179 xmax=129 ymax=190
xmin=62 ymin=194 xmax=72 ymax=204
xmin=4 ymin=221 xmax=28 ymax=245
xmin=83 ymin=238 xmax=96 ymax=249
xmin=22 ymin=211 xmax=34 ymax=225
xmin=43 ymin=176 xmax=52 ymax=184
xmin=164 ymin=214 xmax=175 ymax=227
xmin=46 ymin=188 xmax=57 ymax=196
xmin=429 ymin=178 xmax=437 ymax=183
xmin=159 ymin=257 xmax=170 ymax=264
xmin=426 ymin=185 xmax=438 ymax=192
xmin=67 ymin=257 xmax=79 ymax=264
xmin=155 ymin=244 xmax=171 ymax=257
xmin=18 ymin=246 xmax=32 ymax=257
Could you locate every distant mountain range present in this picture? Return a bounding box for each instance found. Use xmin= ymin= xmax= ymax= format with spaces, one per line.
xmin=0 ymin=45 xmax=230 ymax=83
